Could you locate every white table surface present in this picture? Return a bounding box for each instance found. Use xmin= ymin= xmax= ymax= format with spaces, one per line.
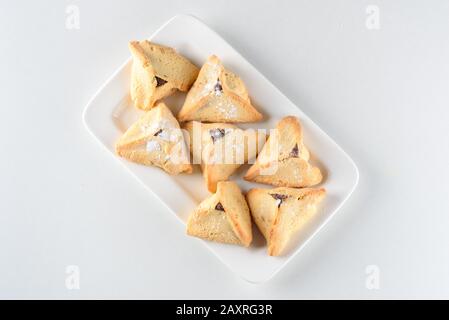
xmin=1 ymin=0 xmax=448 ymax=299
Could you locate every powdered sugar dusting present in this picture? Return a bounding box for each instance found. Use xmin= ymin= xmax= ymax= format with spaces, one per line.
xmin=146 ymin=140 xmax=161 ymax=153
xmin=217 ymin=101 xmax=237 ymax=119
xmin=199 ymin=81 xmax=215 ymax=98
xmin=292 ymin=167 xmax=302 ymax=182
xmin=141 ymin=119 xmax=176 ymax=136
xmin=197 ymin=61 xmax=221 ymax=99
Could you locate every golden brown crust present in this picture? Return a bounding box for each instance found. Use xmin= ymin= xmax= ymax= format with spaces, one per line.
xmin=183 ymin=121 xmax=265 ymax=192
xmin=186 ymin=181 xmax=252 ymax=247
xmin=244 ymin=116 xmax=322 ymax=187
xmin=178 ymin=55 xmax=263 ymax=123
xmin=115 ymin=102 xmax=192 ymax=174
xmin=246 ymin=187 xmax=326 ymax=256
xmin=129 ymin=41 xmax=199 ymax=110
xmin=216 ymin=181 xmax=252 ymax=246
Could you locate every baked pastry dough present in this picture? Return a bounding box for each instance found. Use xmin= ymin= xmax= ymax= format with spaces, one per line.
xmin=115 ymin=102 xmax=192 ymax=174
xmin=244 ymin=116 xmax=322 ymax=187
xmin=178 ymin=55 xmax=263 ymax=123
xmin=246 ymin=187 xmax=325 ymax=256
xmin=187 ymin=181 xmax=252 ymax=247
xmin=183 ymin=121 xmax=264 ymax=192
xmin=129 ymin=41 xmax=199 ymax=110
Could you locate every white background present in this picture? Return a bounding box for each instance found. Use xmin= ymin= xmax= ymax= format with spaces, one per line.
xmin=1 ymin=0 xmax=448 ymax=299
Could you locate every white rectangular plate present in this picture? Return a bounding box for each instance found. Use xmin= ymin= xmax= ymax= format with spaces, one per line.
xmin=83 ymin=14 xmax=359 ymax=283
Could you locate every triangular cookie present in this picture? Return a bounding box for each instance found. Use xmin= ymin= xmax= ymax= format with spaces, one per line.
xmin=115 ymin=102 xmax=192 ymax=174
xmin=183 ymin=121 xmax=265 ymax=192
xmin=178 ymin=55 xmax=263 ymax=123
xmin=187 ymin=181 xmax=252 ymax=247
xmin=244 ymin=116 xmax=322 ymax=187
xmin=246 ymin=187 xmax=326 ymax=256
xmin=129 ymin=41 xmax=199 ymax=110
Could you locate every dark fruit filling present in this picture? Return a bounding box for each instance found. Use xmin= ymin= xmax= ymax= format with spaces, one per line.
xmin=214 ymin=78 xmax=223 ymax=93
xmin=269 ymin=193 xmax=289 ymax=207
xmin=209 ymin=128 xmax=226 ymax=143
xmin=155 ymin=76 xmax=167 ymax=87
xmin=290 ymin=144 xmax=299 ymax=157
